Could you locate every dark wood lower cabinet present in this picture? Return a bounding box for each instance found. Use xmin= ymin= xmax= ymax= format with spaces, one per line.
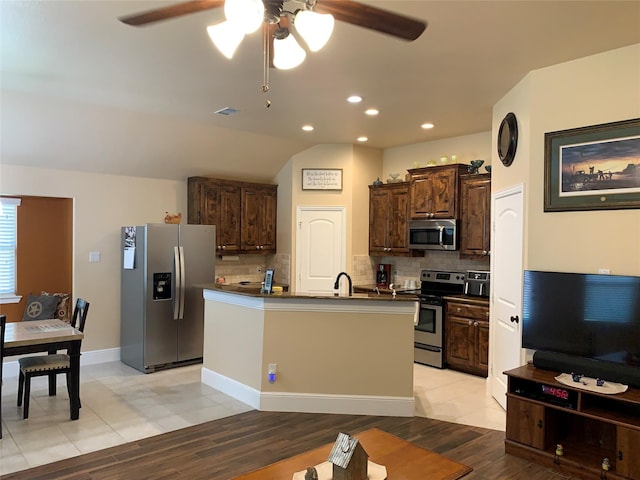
xmin=505 ymin=365 xmax=640 ymax=480
xmin=445 ymin=297 xmax=489 ymax=377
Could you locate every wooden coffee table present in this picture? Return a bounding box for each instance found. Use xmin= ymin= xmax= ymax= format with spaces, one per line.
xmin=231 ymin=428 xmax=472 ymax=480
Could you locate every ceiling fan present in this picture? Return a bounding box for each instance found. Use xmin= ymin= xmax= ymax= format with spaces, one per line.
xmin=119 ymin=0 xmax=426 ymax=104
xmin=119 ymin=0 xmax=427 ymax=64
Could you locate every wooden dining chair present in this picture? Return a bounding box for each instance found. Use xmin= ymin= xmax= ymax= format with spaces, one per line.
xmin=17 ymin=299 xmax=89 ymax=419
xmin=1 ymin=314 xmax=6 ymax=438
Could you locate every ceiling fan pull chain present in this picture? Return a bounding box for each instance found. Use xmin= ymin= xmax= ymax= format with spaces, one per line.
xmin=262 ymin=23 xmax=271 ymax=108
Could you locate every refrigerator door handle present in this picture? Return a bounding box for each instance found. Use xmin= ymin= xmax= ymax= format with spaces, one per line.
xmin=173 ymin=246 xmax=180 ymax=320
xmin=179 ymin=245 xmax=186 ymax=320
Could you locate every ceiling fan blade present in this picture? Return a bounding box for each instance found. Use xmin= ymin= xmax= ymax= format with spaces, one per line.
xmin=314 ymin=0 xmax=426 ymax=41
xmin=118 ymin=0 xmax=225 ymax=26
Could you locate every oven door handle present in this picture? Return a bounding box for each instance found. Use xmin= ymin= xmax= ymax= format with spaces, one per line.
xmin=438 ymin=226 xmax=444 ymax=248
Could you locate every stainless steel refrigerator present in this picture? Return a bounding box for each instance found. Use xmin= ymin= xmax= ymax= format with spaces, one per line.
xmin=120 ymin=223 xmax=215 ymax=373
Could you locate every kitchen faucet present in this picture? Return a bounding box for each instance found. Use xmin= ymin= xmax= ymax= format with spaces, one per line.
xmin=334 ymin=272 xmax=353 ymax=296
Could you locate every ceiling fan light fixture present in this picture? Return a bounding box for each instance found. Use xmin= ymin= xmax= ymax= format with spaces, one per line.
xmin=273 ymin=30 xmax=306 ymax=70
xmin=224 ymin=0 xmax=264 ymax=34
xmin=294 ymin=10 xmax=334 ymax=52
xmin=207 ymin=21 xmax=245 ymax=59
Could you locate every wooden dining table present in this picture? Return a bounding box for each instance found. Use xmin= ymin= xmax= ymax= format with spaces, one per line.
xmin=2 ymin=318 xmax=84 ymax=420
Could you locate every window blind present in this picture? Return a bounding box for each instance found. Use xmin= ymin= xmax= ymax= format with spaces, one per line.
xmin=0 ymin=197 xmax=21 ymax=297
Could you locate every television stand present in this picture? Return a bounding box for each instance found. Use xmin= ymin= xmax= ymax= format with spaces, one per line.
xmin=504 ymin=364 xmax=640 ymax=480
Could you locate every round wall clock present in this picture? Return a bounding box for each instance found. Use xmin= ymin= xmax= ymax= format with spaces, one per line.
xmin=497 ymin=112 xmax=518 ymax=167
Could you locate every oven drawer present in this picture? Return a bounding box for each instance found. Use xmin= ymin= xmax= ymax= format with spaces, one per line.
xmin=446 ymin=302 xmax=488 ymax=320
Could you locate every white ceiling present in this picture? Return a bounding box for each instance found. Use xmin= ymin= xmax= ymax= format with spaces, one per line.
xmin=1 ymin=0 xmax=639 ymax=182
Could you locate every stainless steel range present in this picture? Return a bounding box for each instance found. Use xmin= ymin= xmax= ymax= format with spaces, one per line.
xmin=413 ymin=269 xmax=465 ymax=368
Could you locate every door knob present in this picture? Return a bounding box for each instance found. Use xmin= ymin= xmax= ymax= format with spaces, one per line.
xmin=510 ymin=315 xmax=519 ymax=324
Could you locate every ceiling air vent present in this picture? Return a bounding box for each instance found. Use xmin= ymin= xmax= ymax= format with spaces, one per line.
xmin=214 ymin=107 xmax=240 ymax=116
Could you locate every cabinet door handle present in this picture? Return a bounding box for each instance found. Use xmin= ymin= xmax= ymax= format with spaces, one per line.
xmin=473 ymin=321 xmax=478 ymax=326
xmin=456 ymin=307 xmax=462 ymax=312
xmin=618 ymin=451 xmax=623 ymax=461
xmin=468 ymin=320 xmax=473 ymax=325
xmin=510 ymin=315 xmax=519 ymax=324
xmin=537 ymin=420 xmax=543 ymax=429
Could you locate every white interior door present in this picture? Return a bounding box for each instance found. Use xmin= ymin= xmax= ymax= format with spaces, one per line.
xmin=296 ymin=206 xmax=346 ymax=293
xmin=490 ymin=184 xmax=524 ymax=410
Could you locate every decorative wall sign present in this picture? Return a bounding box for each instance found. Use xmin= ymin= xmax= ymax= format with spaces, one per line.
xmin=302 ymin=169 xmax=343 ymax=191
xmin=544 ymin=118 xmax=640 ymax=211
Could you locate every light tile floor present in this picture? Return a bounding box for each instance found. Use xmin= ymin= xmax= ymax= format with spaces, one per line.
xmin=0 ymin=361 xmax=505 ymax=476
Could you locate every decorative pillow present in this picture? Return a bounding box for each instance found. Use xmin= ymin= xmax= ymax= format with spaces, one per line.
xmin=41 ymin=291 xmax=72 ymax=323
xmin=22 ymin=294 xmax=60 ymax=321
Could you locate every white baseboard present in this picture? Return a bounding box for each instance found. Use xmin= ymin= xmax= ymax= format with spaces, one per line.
xmin=201 ymin=367 xmax=414 ymax=417
xmin=201 ymin=367 xmax=261 ymax=409
xmin=2 ymin=347 xmax=121 ymax=378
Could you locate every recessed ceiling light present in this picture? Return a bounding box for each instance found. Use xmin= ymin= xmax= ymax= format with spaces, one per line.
xmin=347 ymin=95 xmax=362 ymax=103
xmin=302 ymin=125 xmax=314 ymax=131
xmin=365 ymin=108 xmax=379 ymax=116
xmin=421 ymin=122 xmax=435 ymax=130
xmin=357 ymin=136 xmax=368 ymax=142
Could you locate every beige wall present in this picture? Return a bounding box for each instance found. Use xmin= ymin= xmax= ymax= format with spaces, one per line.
xmin=493 ymin=44 xmax=640 ymax=275
xmin=262 ymin=309 xmax=413 ymax=396
xmin=384 ymin=131 xmax=492 ymax=180
xmin=0 ymin=164 xmax=186 ymax=352
xmin=203 ymin=300 xmax=264 ymax=389
xmin=277 ymin=144 xmax=383 ymax=289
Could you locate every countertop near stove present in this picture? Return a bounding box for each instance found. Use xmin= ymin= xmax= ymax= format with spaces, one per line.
xmin=353 ymin=284 xmax=419 ymax=296
xmin=200 ymin=285 xmax=416 ymax=418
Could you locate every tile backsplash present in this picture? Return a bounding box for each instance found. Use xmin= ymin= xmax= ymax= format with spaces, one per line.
xmin=366 ymin=252 xmax=490 ymax=286
xmin=214 ymin=251 xmax=488 ymax=289
xmin=214 ymin=253 xmax=290 ymax=286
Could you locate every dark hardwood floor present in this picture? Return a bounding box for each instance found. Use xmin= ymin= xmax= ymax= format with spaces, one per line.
xmin=3 ymin=410 xmax=578 ymax=480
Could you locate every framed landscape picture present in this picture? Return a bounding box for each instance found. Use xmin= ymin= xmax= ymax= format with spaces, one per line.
xmin=544 ymin=118 xmax=640 ymax=212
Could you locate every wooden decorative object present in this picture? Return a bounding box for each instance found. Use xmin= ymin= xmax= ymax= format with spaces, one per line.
xmin=328 ymin=433 xmax=368 ymax=480
xmin=164 ymin=212 xmax=182 ymax=224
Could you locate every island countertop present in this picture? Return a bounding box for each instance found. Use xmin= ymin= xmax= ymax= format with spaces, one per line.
xmin=198 ymin=283 xmax=418 ymax=302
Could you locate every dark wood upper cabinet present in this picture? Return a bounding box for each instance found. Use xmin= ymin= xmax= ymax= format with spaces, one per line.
xmin=460 ymin=173 xmax=491 ymax=257
xmin=368 ymin=182 xmax=412 ymax=256
xmin=188 ymin=177 xmax=276 ymax=255
xmin=241 ymin=185 xmax=277 ymax=253
xmin=218 ymin=184 xmax=242 ymax=252
xmin=408 ymin=165 xmax=467 ymax=219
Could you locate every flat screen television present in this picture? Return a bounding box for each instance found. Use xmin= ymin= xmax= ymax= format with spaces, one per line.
xmin=522 ymin=270 xmax=640 ymax=367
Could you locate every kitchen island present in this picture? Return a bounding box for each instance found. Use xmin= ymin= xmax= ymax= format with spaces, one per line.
xmin=200 ymin=284 xmax=418 ymax=417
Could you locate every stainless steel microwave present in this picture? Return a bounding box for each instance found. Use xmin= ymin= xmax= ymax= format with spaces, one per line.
xmin=408 ymin=219 xmax=458 ymax=250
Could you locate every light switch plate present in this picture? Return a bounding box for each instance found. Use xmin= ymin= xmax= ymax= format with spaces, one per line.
xmin=89 ymin=251 xmax=101 ymax=263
